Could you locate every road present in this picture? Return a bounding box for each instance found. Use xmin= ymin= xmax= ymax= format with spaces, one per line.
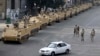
xmin=0 ymin=6 xmax=100 ymax=56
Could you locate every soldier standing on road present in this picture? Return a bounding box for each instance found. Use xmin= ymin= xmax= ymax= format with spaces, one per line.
xmin=81 ymin=29 xmax=85 ymax=41
xmin=74 ymin=25 xmax=78 ymax=36
xmin=90 ymin=29 xmax=95 ymax=42
xmin=74 ymin=25 xmax=80 ymax=37
xmin=77 ymin=26 xmax=80 ymax=36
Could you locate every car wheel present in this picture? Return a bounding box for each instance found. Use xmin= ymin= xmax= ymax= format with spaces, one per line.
xmin=2 ymin=38 xmax=7 ymax=44
xmin=40 ymin=55 xmax=44 ymax=56
xmin=65 ymin=49 xmax=70 ymax=54
xmin=51 ymin=52 xmax=55 ymax=56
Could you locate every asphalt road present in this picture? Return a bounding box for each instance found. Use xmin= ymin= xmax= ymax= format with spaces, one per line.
xmin=0 ymin=6 xmax=100 ymax=56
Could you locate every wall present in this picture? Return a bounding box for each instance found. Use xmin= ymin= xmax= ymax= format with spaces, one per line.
xmin=0 ymin=0 xmax=6 ymax=19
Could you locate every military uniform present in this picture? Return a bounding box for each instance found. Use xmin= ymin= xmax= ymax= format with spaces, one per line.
xmin=81 ymin=29 xmax=85 ymax=41
xmin=90 ymin=29 xmax=95 ymax=42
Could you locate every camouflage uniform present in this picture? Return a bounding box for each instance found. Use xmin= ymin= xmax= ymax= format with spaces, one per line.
xmin=77 ymin=26 xmax=80 ymax=36
xmin=74 ymin=25 xmax=78 ymax=36
xmin=81 ymin=29 xmax=85 ymax=41
xmin=90 ymin=29 xmax=95 ymax=42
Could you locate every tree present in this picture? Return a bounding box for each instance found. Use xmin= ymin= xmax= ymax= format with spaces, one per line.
xmin=26 ymin=0 xmax=65 ymax=9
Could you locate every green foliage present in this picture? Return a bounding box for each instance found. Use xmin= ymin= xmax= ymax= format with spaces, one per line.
xmin=26 ymin=0 xmax=65 ymax=8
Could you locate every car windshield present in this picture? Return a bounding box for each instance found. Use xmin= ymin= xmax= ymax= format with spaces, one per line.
xmin=47 ymin=43 xmax=57 ymax=48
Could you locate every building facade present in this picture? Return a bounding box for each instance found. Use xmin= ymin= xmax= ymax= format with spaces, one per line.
xmin=0 ymin=0 xmax=6 ymax=19
xmin=0 ymin=0 xmax=26 ymax=19
xmin=6 ymin=0 xmax=26 ymax=19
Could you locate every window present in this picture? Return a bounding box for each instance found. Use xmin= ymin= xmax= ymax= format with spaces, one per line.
xmin=60 ymin=43 xmax=67 ymax=47
xmin=11 ymin=0 xmax=15 ymax=9
xmin=57 ymin=44 xmax=62 ymax=47
xmin=47 ymin=43 xmax=57 ymax=48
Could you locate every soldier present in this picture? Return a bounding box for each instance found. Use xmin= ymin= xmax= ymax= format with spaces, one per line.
xmin=90 ymin=29 xmax=95 ymax=42
xmin=23 ymin=15 xmax=29 ymax=24
xmin=23 ymin=15 xmax=29 ymax=28
xmin=77 ymin=26 xmax=80 ymax=36
xmin=74 ymin=25 xmax=78 ymax=36
xmin=32 ymin=3 xmax=38 ymax=16
xmin=40 ymin=8 xmax=44 ymax=14
xmin=13 ymin=21 xmax=19 ymax=28
xmin=81 ymin=29 xmax=85 ymax=41
xmin=6 ymin=25 xmax=9 ymax=28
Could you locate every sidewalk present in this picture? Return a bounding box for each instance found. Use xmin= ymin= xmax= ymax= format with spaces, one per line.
xmin=0 ymin=19 xmax=6 ymax=40
xmin=0 ymin=20 xmax=6 ymax=31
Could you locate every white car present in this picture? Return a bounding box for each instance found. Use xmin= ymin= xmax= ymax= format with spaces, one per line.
xmin=39 ymin=41 xmax=71 ymax=56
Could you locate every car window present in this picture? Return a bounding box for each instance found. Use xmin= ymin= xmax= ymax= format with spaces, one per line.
xmin=61 ymin=43 xmax=67 ymax=47
xmin=57 ymin=44 xmax=62 ymax=47
xmin=47 ymin=43 xmax=57 ymax=48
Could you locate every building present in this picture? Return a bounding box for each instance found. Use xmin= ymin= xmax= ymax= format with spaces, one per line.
xmin=0 ymin=0 xmax=6 ymax=19
xmin=0 ymin=0 xmax=26 ymax=20
xmin=6 ymin=0 xmax=26 ymax=19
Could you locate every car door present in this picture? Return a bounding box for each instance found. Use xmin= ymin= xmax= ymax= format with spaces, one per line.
xmin=55 ymin=43 xmax=62 ymax=54
xmin=60 ymin=43 xmax=67 ymax=53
